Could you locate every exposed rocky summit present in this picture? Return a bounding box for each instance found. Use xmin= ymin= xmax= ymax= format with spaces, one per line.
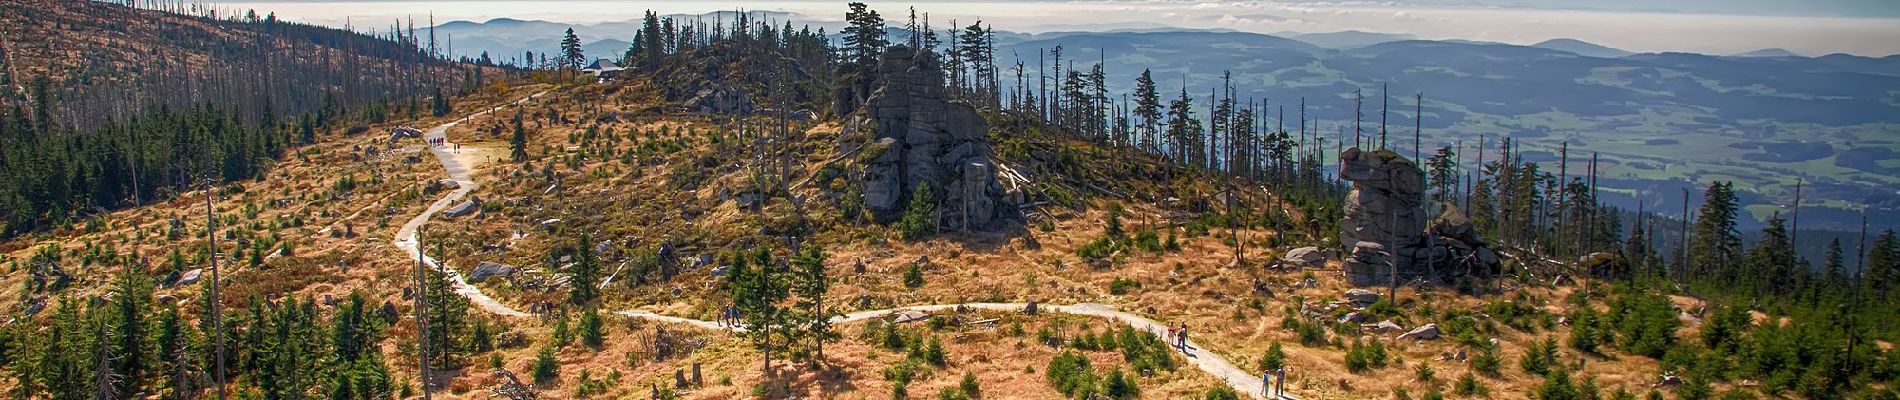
xmin=857 ymin=45 xmax=1009 ymax=230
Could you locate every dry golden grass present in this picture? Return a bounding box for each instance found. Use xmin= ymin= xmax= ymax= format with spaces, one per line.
xmin=0 ymin=73 xmax=1684 ymax=399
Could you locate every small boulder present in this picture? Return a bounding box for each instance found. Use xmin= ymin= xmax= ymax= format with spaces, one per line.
xmin=1397 ymin=323 xmax=1440 ymax=340
xmin=1344 ymin=288 xmax=1380 ymax=305
xmin=1284 ymin=246 xmax=1325 ymax=268
xmin=469 ymin=262 xmax=517 ymax=283
xmin=177 ymin=268 xmax=205 ymax=286
xmin=1339 ymin=312 xmax=1370 ymax=325
xmin=1365 ymin=320 xmax=1404 ymax=333
xmin=442 ymin=200 xmax=479 ymax=218
xmin=891 ymin=310 xmax=930 ymax=324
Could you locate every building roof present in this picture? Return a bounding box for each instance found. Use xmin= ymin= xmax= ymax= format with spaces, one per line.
xmin=582 ymin=58 xmax=624 ymax=72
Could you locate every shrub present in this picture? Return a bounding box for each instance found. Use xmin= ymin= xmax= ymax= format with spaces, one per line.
xmin=1415 ymin=361 xmax=1435 ymax=382
xmin=1521 ymin=337 xmax=1558 ymax=376
xmin=1346 ymin=338 xmax=1374 ymax=373
xmin=1046 ymin=351 xmax=1097 ymax=399
xmin=1533 ymin=369 xmax=1582 ymax=400
xmin=1108 ymin=277 xmax=1141 ymax=295
xmin=532 ymin=345 xmax=560 ymax=384
xmin=1472 ymin=346 xmax=1503 ymax=376
xmin=1102 ymin=368 xmax=1138 ymax=399
xmin=579 ymin=307 xmax=606 ymax=349
xmin=1134 ymin=228 xmax=1162 ymax=252
xmin=1258 ymin=341 xmax=1286 ymax=372
xmin=1075 ymin=236 xmax=1119 ymax=260
xmin=1294 ymin=318 xmax=1329 ymax=347
xmin=1202 ymin=387 xmax=1242 ymax=400
xmin=551 ymin=312 xmax=572 ymax=347
xmin=923 ymin=337 xmax=947 ymax=366
xmin=958 ymin=371 xmax=981 ymax=398
xmin=1455 ymin=372 xmax=1487 ymax=396
xmin=1607 ymin=291 xmax=1680 ymax=358
xmin=903 ymin=263 xmax=925 ymax=288
xmin=1567 ymin=306 xmax=1604 ymax=354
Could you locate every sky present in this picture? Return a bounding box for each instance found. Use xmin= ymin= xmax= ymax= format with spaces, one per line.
xmin=217 ymin=0 xmax=1900 ymax=56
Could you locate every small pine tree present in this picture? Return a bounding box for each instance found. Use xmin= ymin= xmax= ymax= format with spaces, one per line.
xmin=551 ymin=312 xmax=572 ymax=348
xmin=1521 ymin=337 xmax=1556 ymax=376
xmin=1102 ymin=368 xmax=1138 ymax=399
xmin=511 ymin=112 xmax=529 ymax=162
xmin=569 ymin=234 xmax=602 ymax=305
xmin=899 ymin=183 xmax=937 ymax=239
xmin=1258 ymin=341 xmax=1285 ymax=372
xmin=1455 ymin=372 xmax=1487 ymax=396
xmin=959 ymin=371 xmax=981 ymax=398
xmin=532 ymin=345 xmax=560 ymax=384
xmin=579 ymin=306 xmax=606 ymax=349
xmin=903 ymin=262 xmax=925 ymax=289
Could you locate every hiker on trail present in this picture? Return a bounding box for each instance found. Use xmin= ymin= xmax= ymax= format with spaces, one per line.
xmin=1167 ymin=324 xmax=1178 ymax=345
xmin=1262 ymin=371 xmax=1272 ymax=397
xmin=1177 ymin=323 xmax=1190 ymax=351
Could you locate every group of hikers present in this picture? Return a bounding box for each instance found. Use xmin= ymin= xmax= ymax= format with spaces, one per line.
xmin=425 ymin=136 xmax=460 ymax=153
xmin=714 ymin=304 xmax=741 ymax=328
xmin=1164 ymin=322 xmax=1191 ymax=352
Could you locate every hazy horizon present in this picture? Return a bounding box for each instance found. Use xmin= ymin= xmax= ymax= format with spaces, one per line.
xmin=216 ymin=1 xmax=1900 ymax=57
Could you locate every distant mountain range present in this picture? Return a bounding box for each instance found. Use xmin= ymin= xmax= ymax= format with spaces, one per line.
xmin=429 ymin=17 xmax=1900 ymax=231
xmin=1530 ymin=38 xmax=1633 ymax=58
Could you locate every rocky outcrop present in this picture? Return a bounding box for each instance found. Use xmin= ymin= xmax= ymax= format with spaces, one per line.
xmin=858 ymin=45 xmax=1009 ymax=230
xmin=1339 ymin=147 xmax=1500 ymax=285
xmin=1340 ymin=148 xmax=1427 ymax=285
xmin=1412 ymin=203 xmax=1503 ymax=277
xmin=687 ymin=85 xmax=753 ymax=114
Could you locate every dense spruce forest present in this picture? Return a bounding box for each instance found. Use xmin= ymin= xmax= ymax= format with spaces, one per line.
xmin=0 ymin=0 xmax=509 ymax=237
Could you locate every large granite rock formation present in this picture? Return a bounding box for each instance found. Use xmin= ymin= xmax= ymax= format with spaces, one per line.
xmin=858 ymin=45 xmax=1008 ymax=230
xmin=1339 ymin=147 xmax=1501 ymax=285
xmin=1413 ymin=203 xmax=1502 ymax=278
xmin=1340 ymin=147 xmax=1427 ymax=285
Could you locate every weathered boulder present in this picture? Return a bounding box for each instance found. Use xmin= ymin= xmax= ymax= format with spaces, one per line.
xmin=1365 ymin=320 xmax=1404 ymax=333
xmin=1339 ymin=311 xmax=1371 ymax=324
xmin=443 ymin=199 xmax=480 ymax=218
xmin=1397 ymin=323 xmax=1440 ymax=340
xmin=1284 ymin=246 xmax=1325 ymax=268
xmin=1343 ymin=288 xmax=1381 ymax=305
xmin=177 ymin=268 xmax=205 ymax=286
xmin=891 ymin=310 xmax=930 ymax=324
xmin=469 ymin=262 xmax=517 ymax=283
xmin=857 ymin=45 xmax=1010 ymax=230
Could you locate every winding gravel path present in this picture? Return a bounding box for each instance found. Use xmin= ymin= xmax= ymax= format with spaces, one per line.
xmin=396 ymin=92 xmax=1296 ymax=399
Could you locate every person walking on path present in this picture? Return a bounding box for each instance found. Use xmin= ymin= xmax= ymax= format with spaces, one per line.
xmin=1262 ymin=371 xmax=1273 ymax=398
xmin=1177 ymin=323 xmax=1190 ymax=352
